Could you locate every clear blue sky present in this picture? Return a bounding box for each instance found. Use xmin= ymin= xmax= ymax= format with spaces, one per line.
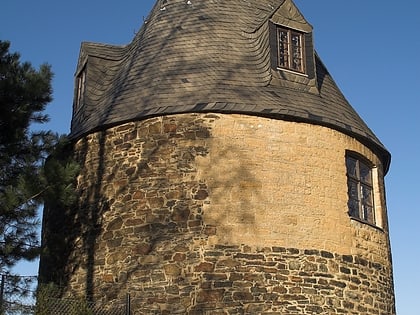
xmin=2 ymin=1 xmax=419 ymax=314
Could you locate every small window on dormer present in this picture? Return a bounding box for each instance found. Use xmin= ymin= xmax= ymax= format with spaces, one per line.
xmin=76 ymin=66 xmax=86 ymax=109
xmin=277 ymin=26 xmax=305 ymax=73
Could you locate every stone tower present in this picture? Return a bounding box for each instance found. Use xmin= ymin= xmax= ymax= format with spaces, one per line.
xmin=40 ymin=0 xmax=395 ymax=314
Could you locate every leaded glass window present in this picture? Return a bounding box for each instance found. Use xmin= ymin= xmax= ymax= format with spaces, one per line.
xmin=277 ymin=27 xmax=304 ymax=73
xmin=346 ymin=155 xmax=375 ymax=225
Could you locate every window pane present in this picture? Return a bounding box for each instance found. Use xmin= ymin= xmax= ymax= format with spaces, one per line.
xmin=279 ymin=30 xmax=288 ymax=44
xmin=291 ymin=33 xmax=302 ymax=71
xmin=348 ymin=199 xmax=359 ymax=218
xmin=362 ymin=205 xmax=375 ymax=224
xmin=278 ymin=30 xmax=289 ymax=67
xmin=291 ymin=33 xmax=301 ymax=47
xmin=346 ymin=157 xmax=358 ymax=179
xmin=347 ymin=179 xmax=359 ymax=200
xmin=361 ymin=184 xmax=373 ymax=206
xmin=360 ymin=162 xmax=372 ymax=184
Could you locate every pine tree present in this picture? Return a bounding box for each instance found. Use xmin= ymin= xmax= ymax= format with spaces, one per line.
xmin=0 ymin=40 xmax=56 ymax=272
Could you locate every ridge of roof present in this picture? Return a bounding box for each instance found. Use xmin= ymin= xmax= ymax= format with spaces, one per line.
xmin=70 ymin=0 xmax=390 ymax=173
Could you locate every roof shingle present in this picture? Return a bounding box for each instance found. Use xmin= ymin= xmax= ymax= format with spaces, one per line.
xmin=70 ymin=0 xmax=390 ymax=171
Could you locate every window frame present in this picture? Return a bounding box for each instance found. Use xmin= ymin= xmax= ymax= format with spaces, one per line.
xmin=345 ymin=153 xmax=376 ymax=226
xmin=75 ymin=65 xmax=86 ymax=111
xmin=276 ymin=26 xmax=305 ymax=74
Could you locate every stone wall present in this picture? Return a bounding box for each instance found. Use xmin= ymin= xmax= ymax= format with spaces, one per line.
xmin=134 ymin=245 xmax=394 ymax=314
xmin=47 ymin=113 xmax=394 ymax=314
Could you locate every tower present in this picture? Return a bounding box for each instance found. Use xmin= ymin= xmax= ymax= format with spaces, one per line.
xmin=40 ymin=0 xmax=395 ymax=314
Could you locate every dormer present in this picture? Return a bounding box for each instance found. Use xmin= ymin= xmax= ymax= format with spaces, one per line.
xmin=269 ymin=0 xmax=318 ymax=93
xmin=71 ymin=41 xmax=127 ymax=130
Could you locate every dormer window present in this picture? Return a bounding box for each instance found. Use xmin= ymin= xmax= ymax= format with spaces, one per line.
xmin=269 ymin=21 xmax=316 ymax=83
xmin=75 ymin=65 xmax=86 ymax=109
xmin=277 ymin=26 xmax=305 ymax=73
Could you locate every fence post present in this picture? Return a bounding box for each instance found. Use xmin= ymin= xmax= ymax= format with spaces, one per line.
xmin=0 ymin=274 xmax=5 ymax=315
xmin=126 ymin=293 xmax=131 ymax=315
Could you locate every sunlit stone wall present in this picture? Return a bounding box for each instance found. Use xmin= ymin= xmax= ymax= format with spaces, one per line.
xmin=52 ymin=113 xmax=394 ymax=314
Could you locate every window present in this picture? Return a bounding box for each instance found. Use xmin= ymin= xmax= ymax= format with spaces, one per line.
xmin=75 ymin=66 xmax=86 ymax=109
xmin=346 ymin=154 xmax=375 ymax=225
xmin=277 ymin=26 xmax=305 ymax=73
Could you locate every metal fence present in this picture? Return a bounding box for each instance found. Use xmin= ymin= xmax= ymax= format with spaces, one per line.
xmin=36 ymin=297 xmax=128 ymax=315
xmin=0 ymin=275 xmax=130 ymax=315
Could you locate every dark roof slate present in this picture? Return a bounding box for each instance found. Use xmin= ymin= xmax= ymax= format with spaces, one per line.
xmin=70 ymin=0 xmax=390 ymax=171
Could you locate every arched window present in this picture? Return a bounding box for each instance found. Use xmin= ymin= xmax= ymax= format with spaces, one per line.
xmin=346 ymin=153 xmax=375 ymax=225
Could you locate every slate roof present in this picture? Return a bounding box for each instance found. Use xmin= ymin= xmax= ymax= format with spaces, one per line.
xmin=70 ymin=0 xmax=390 ymax=172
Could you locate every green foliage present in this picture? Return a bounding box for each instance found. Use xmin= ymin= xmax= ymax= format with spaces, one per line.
xmin=0 ymin=40 xmax=78 ymax=273
xmin=42 ymin=136 xmax=80 ymax=208
xmin=0 ymin=274 xmax=37 ymax=315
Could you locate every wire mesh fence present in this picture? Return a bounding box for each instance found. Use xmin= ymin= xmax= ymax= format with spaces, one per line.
xmin=0 ymin=275 xmax=130 ymax=315
xmin=36 ymin=297 xmax=127 ymax=315
xmin=2 ymin=301 xmax=34 ymax=315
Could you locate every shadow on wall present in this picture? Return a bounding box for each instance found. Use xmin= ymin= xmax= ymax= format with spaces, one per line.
xmin=39 ymin=131 xmax=108 ymax=300
xmin=40 ymin=112 xmax=263 ymax=314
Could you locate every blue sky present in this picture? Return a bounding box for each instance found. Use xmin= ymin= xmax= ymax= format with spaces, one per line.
xmin=2 ymin=1 xmax=419 ymax=314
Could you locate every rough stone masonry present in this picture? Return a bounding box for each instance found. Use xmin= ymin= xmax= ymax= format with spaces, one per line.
xmin=41 ymin=114 xmax=394 ymax=314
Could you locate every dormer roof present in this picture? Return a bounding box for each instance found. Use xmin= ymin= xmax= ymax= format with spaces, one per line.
xmin=70 ymin=0 xmax=390 ymax=172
